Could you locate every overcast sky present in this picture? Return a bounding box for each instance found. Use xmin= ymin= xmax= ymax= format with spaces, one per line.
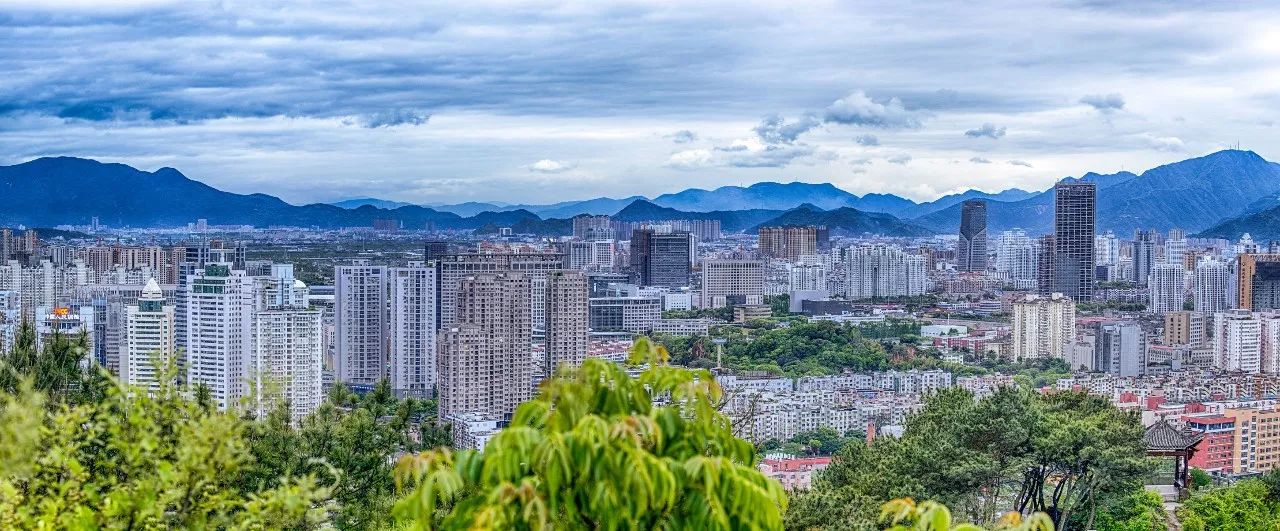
xmin=2 ymin=0 xmax=1278 ymax=206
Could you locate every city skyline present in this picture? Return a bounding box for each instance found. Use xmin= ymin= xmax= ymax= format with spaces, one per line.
xmin=4 ymin=2 xmax=1280 ymax=205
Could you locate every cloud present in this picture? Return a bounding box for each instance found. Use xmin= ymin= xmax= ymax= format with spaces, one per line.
xmin=754 ymin=114 xmax=820 ymax=144
xmin=360 ymin=109 xmax=431 ymax=128
xmin=964 ymin=123 xmax=1006 ymax=139
xmin=1007 ymin=159 xmax=1033 ymax=167
xmin=849 ymin=157 xmax=872 ymax=166
xmin=886 ymin=153 xmax=912 ymax=165
xmin=1079 ymin=93 xmax=1126 ymax=113
xmin=969 ymin=157 xmax=992 ymax=164
xmin=1147 ymin=135 xmax=1186 ymax=152
xmin=853 ymin=134 xmax=879 ymax=146
xmin=667 ymin=130 xmax=697 ymax=143
xmin=666 ymin=143 xmax=818 ymax=169
xmin=527 ymin=159 xmax=576 ymax=173
xmin=823 ymin=91 xmax=923 ymax=129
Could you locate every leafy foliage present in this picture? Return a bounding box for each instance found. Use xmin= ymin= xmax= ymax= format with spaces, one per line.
xmin=786 ymin=387 xmax=1147 ymax=530
xmin=880 ymin=498 xmax=1053 ymax=531
xmin=761 ymin=427 xmax=863 ymax=457
xmin=392 ymin=337 xmax=787 ymax=529
xmin=1178 ymin=474 xmax=1280 ymax=531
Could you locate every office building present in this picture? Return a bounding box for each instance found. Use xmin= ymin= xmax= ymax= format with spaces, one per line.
xmin=629 ymin=230 xmax=692 ymax=288
xmin=1052 ymin=183 xmax=1096 ymax=300
xmin=335 ymin=263 xmax=388 ymax=386
xmin=956 ymin=200 xmax=987 ymax=272
xmin=1010 ymin=293 xmax=1075 ymax=361
xmin=1238 ymin=254 xmax=1280 ymax=311
xmin=543 ymin=270 xmax=589 ymax=377
xmin=702 ymin=259 xmax=765 ymax=308
xmin=121 ymin=279 xmax=175 ymax=393
xmin=390 ymin=263 xmax=437 ymax=397
xmin=588 ymin=296 xmax=662 ymax=336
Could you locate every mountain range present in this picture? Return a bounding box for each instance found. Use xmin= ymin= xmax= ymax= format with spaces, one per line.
xmin=2 ymin=150 xmax=1279 ymax=239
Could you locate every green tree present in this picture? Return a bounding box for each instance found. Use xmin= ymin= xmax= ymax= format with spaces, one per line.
xmin=0 ymin=369 xmax=332 ymax=528
xmin=880 ymin=498 xmax=1053 ymax=531
xmin=1178 ymin=476 xmax=1280 ymax=531
xmin=392 ymin=337 xmax=787 ymax=529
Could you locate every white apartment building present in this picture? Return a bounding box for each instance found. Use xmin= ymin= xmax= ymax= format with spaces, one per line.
xmin=1194 ymin=257 xmax=1231 ymax=314
xmin=185 ymin=264 xmax=256 ymax=410
xmin=845 ymin=246 xmax=927 ymax=299
xmin=389 ymin=263 xmax=437 ymax=397
xmin=335 ymin=263 xmax=387 ymax=386
xmin=1011 ymin=293 xmax=1076 ymax=361
xmin=1148 ymin=262 xmax=1185 ymax=314
xmin=121 ymin=278 xmax=175 ymax=393
xmin=997 ymin=229 xmax=1038 ymax=289
xmin=1214 ymin=310 xmax=1262 ymax=373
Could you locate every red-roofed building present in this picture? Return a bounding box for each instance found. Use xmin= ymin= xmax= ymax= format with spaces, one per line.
xmin=1184 ymin=415 xmax=1237 ymax=472
xmin=759 ymin=457 xmax=833 ymax=490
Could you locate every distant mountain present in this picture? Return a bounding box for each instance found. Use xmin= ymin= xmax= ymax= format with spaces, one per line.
xmin=331 ymin=197 xmax=414 ymax=209
xmin=911 ymin=150 xmax=1280 ymax=235
xmin=753 ymin=205 xmax=935 ymax=237
xmin=897 ymin=188 xmax=1035 ymax=219
xmin=530 ymin=196 xmax=646 ymax=218
xmin=429 ymin=202 xmax=506 ymax=217
xmin=612 ymin=199 xmax=783 ymax=233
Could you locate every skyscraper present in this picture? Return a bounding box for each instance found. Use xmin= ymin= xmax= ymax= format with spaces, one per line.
xmin=389 ymin=263 xmax=437 ymax=398
xmin=956 ymin=200 xmax=987 ymax=272
xmin=250 ymin=271 xmax=323 ymax=421
xmin=845 ymin=246 xmax=927 ymax=299
xmin=434 ymin=252 xmax=566 ymax=332
xmin=758 ymin=226 xmax=820 ymax=261
xmin=1132 ymin=229 xmax=1157 ymax=285
xmin=995 ymin=229 xmax=1038 ymax=289
xmin=543 ymin=270 xmax=589 ymax=377
xmin=185 ymin=263 xmax=255 ymax=410
xmin=335 ymin=263 xmax=388 ymax=387
xmin=437 ymin=273 xmax=533 ymax=422
xmin=121 ymin=278 xmax=175 ymax=393
xmin=1010 ymin=292 xmax=1076 ymax=362
xmin=1052 ymin=183 xmax=1096 ymax=301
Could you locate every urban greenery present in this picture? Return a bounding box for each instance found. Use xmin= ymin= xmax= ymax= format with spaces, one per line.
xmin=785 ymin=386 xmax=1150 ymax=530
xmin=1177 ymin=472 xmax=1280 ymax=531
xmin=761 ymin=427 xmax=865 ymax=457
xmin=392 ymin=336 xmax=787 ymax=529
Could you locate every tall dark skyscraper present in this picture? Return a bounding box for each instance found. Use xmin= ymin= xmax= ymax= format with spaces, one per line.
xmin=1131 ymin=229 xmax=1156 ymax=285
xmin=957 ymin=199 xmax=987 ymax=272
xmin=628 ymin=229 xmax=692 ymax=288
xmin=1052 ymin=183 xmax=1096 ymax=301
xmin=1036 ymin=235 xmax=1055 ymax=295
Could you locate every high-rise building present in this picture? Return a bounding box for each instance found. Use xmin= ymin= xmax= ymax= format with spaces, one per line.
xmin=572 ymin=215 xmax=612 ymax=240
xmin=629 ymin=230 xmax=692 ymax=288
xmin=788 ymin=263 xmax=827 ymax=292
xmin=1165 ymin=229 xmax=1187 ymax=266
xmin=434 ymin=252 xmax=566 ymax=332
xmin=250 ymin=270 xmax=322 ymax=421
xmin=1238 ymin=254 xmax=1280 ymax=311
xmin=389 ymin=263 xmax=437 ymax=398
xmin=335 ymin=263 xmax=388 ymax=387
xmin=759 ymin=226 xmax=821 ymax=261
xmin=845 ymin=246 xmax=927 ymax=299
xmin=996 ymin=229 xmax=1038 ymax=289
xmin=1131 ymin=229 xmax=1157 ymax=285
xmin=437 ymin=273 xmax=533 ymax=422
xmin=1148 ymin=262 xmax=1185 ymax=314
xmin=1095 ymin=231 xmax=1119 ymax=266
xmin=543 ymin=270 xmax=589 ymax=377
xmin=1036 ymin=235 xmax=1056 ymax=295
xmin=1052 ymin=183 xmax=1096 ymax=300
xmin=1010 ymin=293 xmax=1075 ymax=361
xmin=121 ymin=278 xmax=175 ymax=393
xmin=956 ymin=200 xmax=988 ymax=272
xmin=1213 ymin=309 xmax=1262 ymax=373
xmin=1095 ymin=322 xmax=1146 ymax=377
xmin=185 ymin=264 xmax=255 ymax=410
xmin=701 ymin=260 xmax=765 ymax=308
xmin=1194 ymin=256 xmax=1231 ymax=313
xmin=423 ymin=241 xmax=449 ymax=262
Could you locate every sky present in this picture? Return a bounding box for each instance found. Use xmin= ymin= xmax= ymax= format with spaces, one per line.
xmin=2 ymin=0 xmax=1280 ymax=206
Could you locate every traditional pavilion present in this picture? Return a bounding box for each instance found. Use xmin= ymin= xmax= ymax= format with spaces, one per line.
xmin=1143 ymin=418 xmax=1204 ymax=499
